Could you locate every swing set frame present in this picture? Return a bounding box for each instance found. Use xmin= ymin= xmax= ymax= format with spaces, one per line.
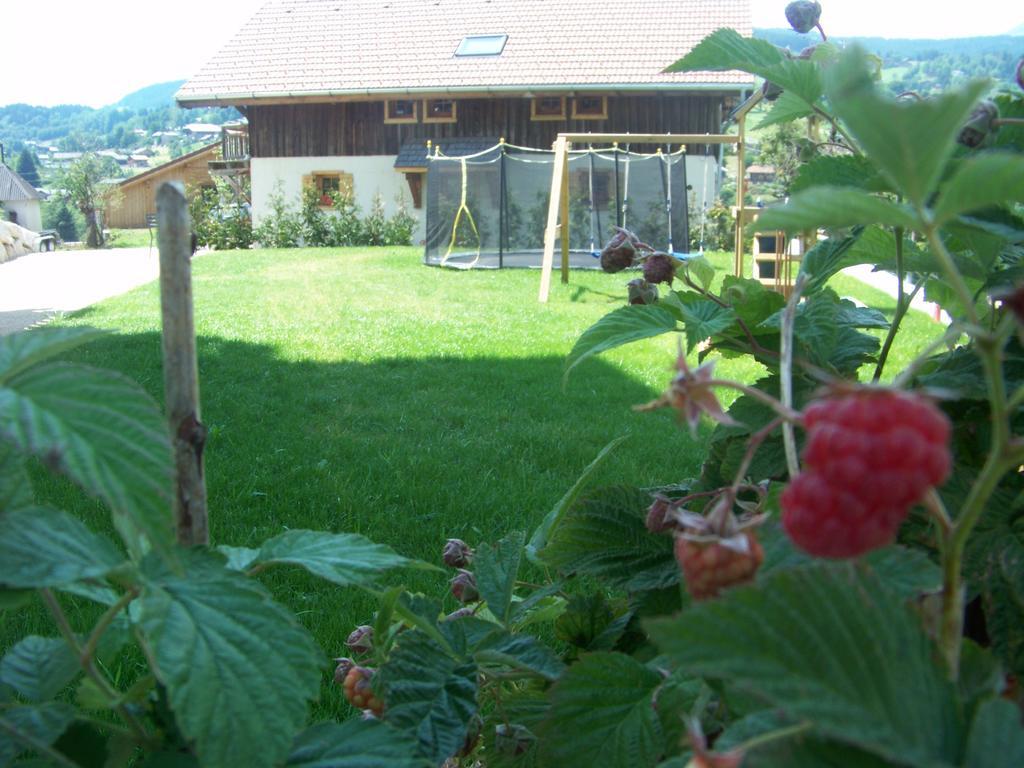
xmin=537 ymin=129 xmax=750 ymax=303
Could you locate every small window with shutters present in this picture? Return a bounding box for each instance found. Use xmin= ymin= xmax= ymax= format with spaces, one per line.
xmin=303 ymin=172 xmax=354 ymax=207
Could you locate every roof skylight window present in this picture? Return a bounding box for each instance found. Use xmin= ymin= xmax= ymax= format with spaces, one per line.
xmin=455 ymin=35 xmax=508 ymax=57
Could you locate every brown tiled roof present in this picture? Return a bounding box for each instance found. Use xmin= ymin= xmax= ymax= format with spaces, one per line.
xmin=0 ymin=164 xmax=41 ymax=202
xmin=178 ymin=0 xmax=752 ymax=106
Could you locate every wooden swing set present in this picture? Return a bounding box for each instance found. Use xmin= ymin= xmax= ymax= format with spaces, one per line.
xmin=537 ymin=96 xmax=801 ymax=301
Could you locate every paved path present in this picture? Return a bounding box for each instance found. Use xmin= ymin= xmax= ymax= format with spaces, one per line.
xmin=841 ymin=265 xmax=947 ymax=323
xmin=0 ymin=247 xmax=160 ymax=335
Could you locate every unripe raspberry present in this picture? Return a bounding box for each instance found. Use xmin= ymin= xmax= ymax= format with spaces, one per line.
xmin=628 ymin=278 xmax=659 ymax=306
xmin=642 ymin=253 xmax=677 ymax=285
xmin=600 ymin=228 xmax=639 ymax=273
xmin=332 ymin=657 xmax=355 ymax=686
xmin=645 ymin=495 xmax=676 ymax=533
xmin=958 ymin=100 xmax=999 ymax=148
xmin=761 ymin=80 xmax=784 ymax=101
xmin=1017 ymin=58 xmax=1024 ymax=91
xmin=785 ymin=1 xmax=822 ymax=34
xmin=345 ymin=625 xmax=374 ymax=655
xmin=450 ymin=569 xmax=479 ymax=603
xmin=442 ymin=538 xmax=473 ymax=568
xmin=783 ymin=389 xmax=951 ymax=558
xmin=443 ymin=607 xmax=475 ymax=622
xmin=342 ymin=666 xmax=384 ymax=716
xmin=674 ymin=531 xmax=764 ymax=601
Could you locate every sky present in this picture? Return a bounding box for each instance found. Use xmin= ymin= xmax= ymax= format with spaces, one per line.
xmin=0 ymin=0 xmax=1021 ymax=108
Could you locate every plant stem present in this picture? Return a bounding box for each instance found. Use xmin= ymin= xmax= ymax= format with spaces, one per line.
xmin=40 ymin=589 xmax=150 ymax=744
xmin=873 ymin=225 xmax=911 ymax=382
xmin=736 ymin=721 xmax=813 ymax=753
xmin=922 ymin=223 xmax=979 ymax=326
xmin=938 ymin=318 xmax=1016 ymax=678
xmin=922 ymin=488 xmax=953 ymax=538
xmin=780 ymin=274 xmax=808 ymax=478
xmin=80 ymin=589 xmax=138 ymax=667
xmin=728 ymin=417 xmax=784 ymax=499
xmin=706 ymin=379 xmax=802 ymax=421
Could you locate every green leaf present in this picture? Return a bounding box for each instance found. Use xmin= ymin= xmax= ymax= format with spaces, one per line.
xmin=756 ymin=91 xmax=815 ymax=130
xmin=677 ymin=300 xmax=737 ymax=353
xmin=540 ymin=652 xmax=663 ymax=768
xmin=526 ymin=435 xmax=628 ymax=564
xmin=0 ymin=326 xmax=105 ymax=384
xmin=0 ymin=702 xmax=74 ymax=765
xmin=933 ymin=153 xmax=1024 ymax=226
xmin=680 ymin=255 xmax=715 ymax=291
xmin=752 ymin=187 xmax=917 ymax=234
xmin=791 ymin=155 xmax=889 ymax=195
xmin=825 ymin=46 xmax=989 ymax=206
xmin=798 ymin=230 xmax=867 ymax=294
xmin=473 ymin=630 xmax=565 ymax=681
xmin=964 ymin=698 xmax=1024 ymax=768
xmin=666 ymin=29 xmax=821 ymax=107
xmin=246 ymin=529 xmax=425 ymax=588
xmin=647 ymin=562 xmax=963 ymax=766
xmin=0 ymin=361 xmax=173 ymax=560
xmin=0 ymin=441 xmax=32 ymax=514
xmin=217 ymin=545 xmax=259 ymax=571
xmin=564 ymin=306 xmax=677 ymax=381
xmin=0 ymin=636 xmax=80 ymax=702
xmin=0 ymin=507 xmax=125 ymax=588
xmin=541 ymin=486 xmax=677 ymax=592
xmin=378 ymin=631 xmax=478 ymax=765
xmin=718 ymin=276 xmax=787 ymax=330
xmin=287 ymin=720 xmax=432 ymax=768
xmin=475 ymin=530 xmax=525 ymax=625
xmin=136 ymin=549 xmax=323 ymax=768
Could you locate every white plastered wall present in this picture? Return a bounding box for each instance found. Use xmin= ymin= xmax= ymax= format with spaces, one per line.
xmin=250 ymin=156 xmax=424 ymax=244
xmin=2 ymin=199 xmax=42 ymax=234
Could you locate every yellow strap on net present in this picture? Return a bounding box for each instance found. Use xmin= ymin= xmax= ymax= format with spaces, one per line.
xmin=441 ymin=158 xmax=481 ymax=268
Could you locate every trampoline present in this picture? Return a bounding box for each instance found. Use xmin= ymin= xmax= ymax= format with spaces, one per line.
xmin=423 ymin=140 xmax=718 ymax=270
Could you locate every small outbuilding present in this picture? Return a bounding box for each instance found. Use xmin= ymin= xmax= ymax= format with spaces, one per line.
xmin=0 ymin=163 xmax=43 ymax=233
xmin=105 ymin=143 xmax=220 ymax=228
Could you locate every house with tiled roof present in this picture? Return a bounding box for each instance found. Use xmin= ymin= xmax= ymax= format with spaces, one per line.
xmin=0 ymin=163 xmax=43 ymax=233
xmin=177 ymin=0 xmax=753 ymax=241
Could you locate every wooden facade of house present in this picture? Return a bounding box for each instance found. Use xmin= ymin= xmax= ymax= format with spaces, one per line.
xmin=246 ymin=94 xmax=733 ymax=159
xmin=105 ymin=144 xmax=221 ymax=229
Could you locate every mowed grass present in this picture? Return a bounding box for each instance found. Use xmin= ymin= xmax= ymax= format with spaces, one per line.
xmin=3 ymin=246 xmax=943 ymax=716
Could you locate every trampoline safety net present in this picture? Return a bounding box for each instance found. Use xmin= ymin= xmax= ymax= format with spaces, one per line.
xmin=424 ymin=143 xmax=710 ymax=269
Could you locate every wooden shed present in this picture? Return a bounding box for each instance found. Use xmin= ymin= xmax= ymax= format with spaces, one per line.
xmin=105 ymin=143 xmax=220 ymax=228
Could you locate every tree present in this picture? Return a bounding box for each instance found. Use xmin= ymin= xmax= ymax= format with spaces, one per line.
xmin=15 ymin=147 xmax=41 ymax=187
xmin=42 ymin=197 xmax=81 ymax=242
xmin=57 ymin=154 xmax=118 ymax=247
xmin=755 ymin=121 xmax=805 ymax=196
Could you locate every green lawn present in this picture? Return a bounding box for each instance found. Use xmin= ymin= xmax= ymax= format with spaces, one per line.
xmin=3 ymin=246 xmax=943 ymax=717
xmin=105 ymin=228 xmax=154 ymax=248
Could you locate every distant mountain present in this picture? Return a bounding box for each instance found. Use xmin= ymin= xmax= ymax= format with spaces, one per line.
xmin=115 ymin=80 xmax=187 ymax=110
xmin=753 ymin=29 xmax=1020 ymax=92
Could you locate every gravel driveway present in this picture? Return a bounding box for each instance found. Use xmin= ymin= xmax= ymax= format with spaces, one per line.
xmin=0 ymin=247 xmax=160 ymax=336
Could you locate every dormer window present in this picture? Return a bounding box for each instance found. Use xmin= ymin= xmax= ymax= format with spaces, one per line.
xmin=455 ymin=35 xmax=508 ymax=57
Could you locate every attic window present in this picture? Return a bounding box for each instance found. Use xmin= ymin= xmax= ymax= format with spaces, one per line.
xmin=531 ymin=96 xmax=566 ymax=121
xmin=424 ymin=99 xmax=457 ymax=123
xmin=384 ymin=100 xmax=418 ymax=124
xmin=572 ymin=96 xmax=608 ymax=120
xmin=455 ymin=35 xmax=508 ymax=57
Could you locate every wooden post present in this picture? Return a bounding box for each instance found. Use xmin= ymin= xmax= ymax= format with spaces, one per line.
xmin=539 ymin=136 xmax=569 ymax=303
xmin=157 ymin=182 xmax=209 ymax=547
xmin=734 ymin=114 xmax=747 ymax=278
xmin=560 ymin=139 xmax=571 ymax=285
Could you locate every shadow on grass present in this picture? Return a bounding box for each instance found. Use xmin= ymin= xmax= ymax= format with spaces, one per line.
xmin=19 ymin=329 xmax=705 ymax=713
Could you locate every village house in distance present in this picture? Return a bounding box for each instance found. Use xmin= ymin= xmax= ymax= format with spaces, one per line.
xmin=176 ymin=0 xmax=753 ymax=243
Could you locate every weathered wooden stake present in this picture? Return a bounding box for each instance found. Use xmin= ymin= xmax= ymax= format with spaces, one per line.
xmin=157 ymin=182 xmax=209 ymax=547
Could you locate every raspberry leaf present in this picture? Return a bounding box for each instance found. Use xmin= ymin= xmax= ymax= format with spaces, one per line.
xmin=564 ymin=306 xmax=677 ymax=382
xmin=0 ymin=702 xmax=75 ymax=765
xmin=963 ymin=699 xmax=1024 ymax=768
xmin=136 ymin=549 xmax=323 ymax=768
xmin=540 ymin=486 xmax=677 ymax=592
xmin=377 ymin=631 xmax=478 ymax=764
xmin=752 ymin=186 xmax=917 ymax=234
xmin=287 ymin=720 xmax=432 ymax=768
xmin=228 ymin=529 xmax=429 ymax=588
xmin=674 ymin=299 xmax=738 ymax=354
xmin=933 ymin=153 xmax=1024 ymax=226
xmin=0 ymin=636 xmax=80 ymax=703
xmin=474 ymin=530 xmax=525 ymax=625
xmin=648 ymin=563 xmax=964 ymax=766
xmin=539 ymin=652 xmax=663 ymax=768
xmin=0 ymin=441 xmax=31 ymax=514
xmin=790 ymin=155 xmax=890 ymax=195
xmin=756 ymin=91 xmax=816 ymax=130
xmin=0 ymin=506 xmax=125 ymax=588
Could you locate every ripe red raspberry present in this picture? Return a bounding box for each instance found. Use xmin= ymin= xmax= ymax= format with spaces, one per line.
xmin=674 ymin=531 xmax=764 ymax=601
xmin=342 ymin=666 xmax=384 ymax=716
xmin=782 ymin=389 xmax=951 ymax=558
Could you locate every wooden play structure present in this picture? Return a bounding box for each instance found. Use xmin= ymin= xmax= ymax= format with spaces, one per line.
xmin=537 ymin=95 xmax=803 ymax=301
